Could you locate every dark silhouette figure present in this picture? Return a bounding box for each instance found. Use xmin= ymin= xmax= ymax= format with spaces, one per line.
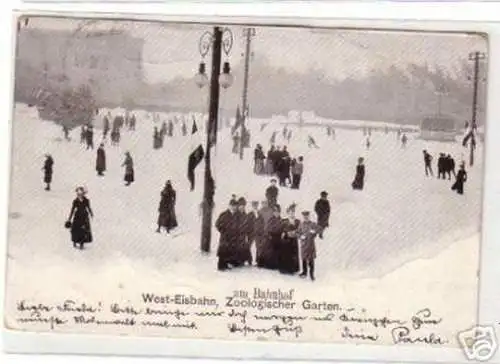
xmin=103 ymin=114 xmax=110 ymax=139
xmin=156 ymin=181 xmax=178 ymax=233
xmin=423 ymin=150 xmax=433 ymax=177
xmin=80 ymin=125 xmax=87 ymax=144
xmin=451 ymin=163 xmax=467 ymax=195
xmin=437 ymin=153 xmax=447 ymax=179
xmin=62 ymin=126 xmax=70 ymax=141
xmin=86 ymin=125 xmax=94 ymax=150
xmin=291 ymin=156 xmax=304 ymax=189
xmin=446 ymin=154 xmax=456 ymax=180
xmin=215 ymin=200 xmax=241 ymax=271
xmin=314 ymin=191 xmax=330 ymax=239
xmin=352 ymin=157 xmax=365 ymax=190
xmin=278 ymin=205 xmax=300 ymax=275
xmin=66 ymin=187 xmax=94 ymax=250
xmin=122 ymin=152 xmax=134 ymax=186
xmin=232 ymin=133 xmax=240 ymax=154
xmin=265 ymin=179 xmax=279 ymax=207
xmin=298 ymin=211 xmax=319 ymax=281
xmin=96 ymin=144 xmax=106 ymax=176
xmin=42 ymin=154 xmax=54 ymax=191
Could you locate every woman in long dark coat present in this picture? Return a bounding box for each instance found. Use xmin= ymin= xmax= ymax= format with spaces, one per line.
xmin=66 ymin=187 xmax=94 ymax=250
xmin=451 ymin=162 xmax=467 ymax=195
xmin=278 ymin=204 xmax=300 ymax=274
xmin=122 ymin=152 xmax=134 ymax=186
xmin=96 ymin=144 xmax=106 ymax=176
xmin=156 ymin=180 xmax=178 ymax=233
xmin=352 ymin=157 xmax=365 ymax=190
xmin=42 ymin=154 xmax=54 ymax=191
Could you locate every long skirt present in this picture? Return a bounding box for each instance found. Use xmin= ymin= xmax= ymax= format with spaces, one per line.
xmin=124 ymin=170 xmax=134 ymax=183
xmin=157 ymin=208 xmax=178 ymax=230
xmin=278 ymin=238 xmax=299 ymax=274
xmin=266 ymin=159 xmax=274 ymax=175
xmin=44 ymin=171 xmax=52 ymax=184
xmin=71 ymin=215 xmax=92 ymax=244
xmin=258 ymin=234 xmax=280 ymax=269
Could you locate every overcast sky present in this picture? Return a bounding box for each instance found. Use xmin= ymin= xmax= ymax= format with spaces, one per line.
xmin=26 ymin=16 xmax=488 ymax=83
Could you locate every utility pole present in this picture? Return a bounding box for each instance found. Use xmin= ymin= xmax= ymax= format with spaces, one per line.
xmin=239 ymin=27 xmax=255 ymax=160
xmin=468 ymin=51 xmax=485 ymax=167
xmin=200 ymin=27 xmax=223 ymax=253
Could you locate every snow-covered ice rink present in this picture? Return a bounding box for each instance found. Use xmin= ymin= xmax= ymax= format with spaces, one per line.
xmin=4 ymin=103 xmax=483 ymax=342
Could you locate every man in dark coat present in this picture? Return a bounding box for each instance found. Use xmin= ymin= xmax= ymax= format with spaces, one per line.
xmin=215 ymin=200 xmax=240 ymax=271
xmin=256 ymin=200 xmax=273 ymax=267
xmin=96 ymin=144 xmax=106 ymax=176
xmin=446 ymin=154 xmax=456 ymax=180
xmin=86 ymin=124 xmax=94 ymax=150
xmin=423 ymin=150 xmax=433 ymax=177
xmin=42 ymin=154 xmax=54 ymax=191
xmin=314 ymin=191 xmax=331 ymax=239
xmin=265 ymin=179 xmax=279 ymax=207
xmin=235 ymin=197 xmax=252 ymax=266
xmin=437 ymin=153 xmax=446 ymax=179
xmin=103 ymin=114 xmax=110 ymax=139
xmin=263 ymin=204 xmax=283 ymax=270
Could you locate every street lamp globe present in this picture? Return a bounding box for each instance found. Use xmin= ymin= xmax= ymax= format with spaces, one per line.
xmin=194 ymin=62 xmax=209 ymax=88
xmin=219 ymin=61 xmax=234 ymax=89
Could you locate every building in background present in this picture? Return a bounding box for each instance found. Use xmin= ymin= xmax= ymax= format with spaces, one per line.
xmin=15 ymin=27 xmax=145 ymax=106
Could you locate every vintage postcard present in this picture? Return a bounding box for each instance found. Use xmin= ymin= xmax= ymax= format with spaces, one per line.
xmin=2 ymin=12 xmax=493 ymax=361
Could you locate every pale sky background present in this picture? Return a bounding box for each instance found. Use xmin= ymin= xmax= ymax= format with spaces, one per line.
xmin=25 ymin=16 xmax=488 ymax=84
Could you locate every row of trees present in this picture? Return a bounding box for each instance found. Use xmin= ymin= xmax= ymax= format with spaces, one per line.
xmin=162 ymin=56 xmax=486 ymax=126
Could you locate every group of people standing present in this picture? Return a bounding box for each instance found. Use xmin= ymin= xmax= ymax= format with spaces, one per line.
xmin=253 ymin=144 xmax=305 ymax=190
xmin=153 ymin=120 xmax=179 ymax=149
xmin=423 ymin=149 xmax=468 ymax=194
xmin=215 ymin=184 xmax=331 ymax=281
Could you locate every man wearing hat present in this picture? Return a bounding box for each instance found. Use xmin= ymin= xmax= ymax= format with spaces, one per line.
xmin=215 ymin=199 xmax=240 ymax=271
xmin=314 ymin=191 xmax=331 ymax=239
xmin=298 ymin=211 xmax=319 ymax=281
xmin=235 ymin=197 xmax=252 ymax=266
xmin=265 ymin=179 xmax=279 ymax=207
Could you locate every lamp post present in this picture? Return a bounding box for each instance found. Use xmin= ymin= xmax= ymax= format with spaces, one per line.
xmin=467 ymin=51 xmax=486 ymax=167
xmin=195 ymin=27 xmax=234 ymax=253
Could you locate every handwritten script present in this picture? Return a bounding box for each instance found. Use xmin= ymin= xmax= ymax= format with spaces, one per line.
xmin=11 ymin=289 xmax=448 ymax=344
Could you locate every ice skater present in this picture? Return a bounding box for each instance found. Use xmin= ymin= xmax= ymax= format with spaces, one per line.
xmin=156 ymin=180 xmax=178 ymax=233
xmin=351 ymin=157 xmax=365 ymax=191
xmin=42 ymin=154 xmax=54 ymax=191
xmin=66 ymin=187 xmax=94 ymax=250
xmin=122 ymin=151 xmax=135 ymax=186
xmin=423 ymin=150 xmax=433 ymax=177
xmin=451 ymin=162 xmax=467 ymax=195
xmin=96 ymin=144 xmax=106 ymax=176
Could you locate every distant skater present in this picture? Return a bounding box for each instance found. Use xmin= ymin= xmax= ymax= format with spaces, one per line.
xmin=122 ymin=152 xmax=135 ymax=186
xmin=351 ymin=157 xmax=365 ymax=190
xmin=451 ymin=162 xmax=467 ymax=195
xmin=66 ymin=187 xmax=94 ymax=250
xmin=423 ymin=150 xmax=433 ymax=177
xmin=42 ymin=154 xmax=54 ymax=191
xmin=156 ymin=180 xmax=178 ymax=233
xmin=96 ymin=144 xmax=106 ymax=176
